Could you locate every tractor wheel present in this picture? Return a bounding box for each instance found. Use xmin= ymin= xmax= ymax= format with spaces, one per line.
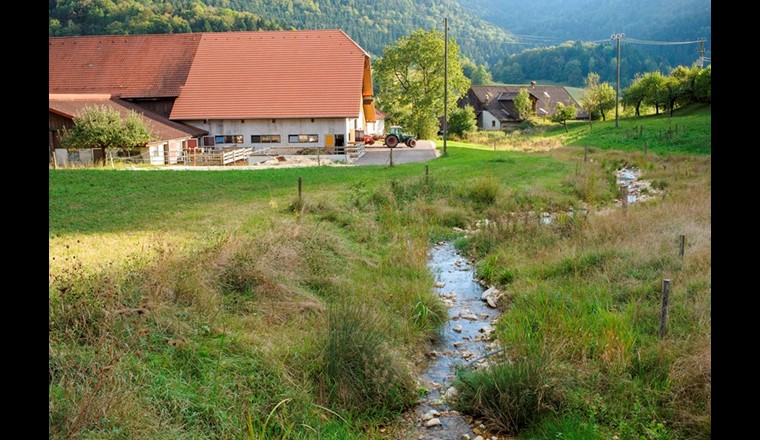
xmin=405 ymin=138 xmax=417 ymax=148
xmin=385 ymin=134 xmax=399 ymax=148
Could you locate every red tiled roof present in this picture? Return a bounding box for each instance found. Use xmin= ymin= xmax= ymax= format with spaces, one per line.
xmin=170 ymin=30 xmax=368 ymax=120
xmin=49 ymin=94 xmax=207 ymax=142
xmin=49 ymin=34 xmax=202 ymax=98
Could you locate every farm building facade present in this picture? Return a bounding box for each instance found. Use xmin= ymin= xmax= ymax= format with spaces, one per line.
xmin=49 ymin=30 xmax=377 ymax=162
xmin=459 ymin=84 xmax=588 ymax=131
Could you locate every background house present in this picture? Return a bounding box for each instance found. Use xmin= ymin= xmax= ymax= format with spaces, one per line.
xmin=49 ymin=30 xmax=376 ymax=161
xmin=458 ymin=83 xmax=588 ymax=131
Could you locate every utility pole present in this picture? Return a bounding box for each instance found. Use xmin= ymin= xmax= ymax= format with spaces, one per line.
xmin=610 ymin=33 xmax=624 ymax=128
xmin=443 ymin=17 xmax=448 ymax=156
xmin=697 ymin=37 xmax=705 ymax=68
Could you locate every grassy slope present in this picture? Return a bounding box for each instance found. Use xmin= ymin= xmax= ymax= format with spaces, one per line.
xmin=542 ymin=104 xmax=712 ymax=155
xmin=49 ymin=147 xmax=572 ymax=439
xmin=50 ymin=108 xmax=710 ymax=439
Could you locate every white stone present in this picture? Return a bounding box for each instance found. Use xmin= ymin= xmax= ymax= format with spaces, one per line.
xmin=421 ymin=409 xmax=440 ymax=421
xmin=460 ymin=312 xmax=478 ymax=321
xmin=486 ymin=296 xmax=498 ymax=308
xmin=481 ymin=287 xmax=499 ymax=301
xmin=425 ymin=418 xmax=442 ymax=428
xmin=444 ymin=386 xmax=459 ymax=400
xmin=452 ymin=325 xmax=463 ymax=333
xmin=434 ymin=281 xmax=446 ymax=288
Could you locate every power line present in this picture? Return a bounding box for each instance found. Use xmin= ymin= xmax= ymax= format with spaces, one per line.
xmin=624 ymin=37 xmax=705 ymax=46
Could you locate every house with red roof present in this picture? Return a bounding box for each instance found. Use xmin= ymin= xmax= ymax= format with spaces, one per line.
xmin=49 ymin=30 xmax=377 ymax=163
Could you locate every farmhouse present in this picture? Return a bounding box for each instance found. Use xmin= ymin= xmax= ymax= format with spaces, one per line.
xmin=458 ymin=84 xmax=587 ymax=130
xmin=49 ymin=30 xmax=376 ymax=162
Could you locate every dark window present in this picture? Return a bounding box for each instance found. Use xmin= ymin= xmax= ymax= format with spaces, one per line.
xmin=492 ymin=120 xmax=496 ymax=127
xmin=252 ymin=135 xmax=281 ymax=143
xmin=202 ymin=136 xmax=215 ymax=147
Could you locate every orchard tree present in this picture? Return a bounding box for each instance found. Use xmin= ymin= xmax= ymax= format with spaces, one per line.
xmin=580 ymin=72 xmax=616 ymax=126
xmin=622 ymin=74 xmax=647 ymax=116
xmin=513 ymin=88 xmax=532 ymax=121
xmin=640 ymin=71 xmax=667 ymax=115
xmin=61 ymin=105 xmax=153 ymax=165
xmin=550 ymin=102 xmax=576 ymax=133
xmin=374 ymin=29 xmax=470 ymax=140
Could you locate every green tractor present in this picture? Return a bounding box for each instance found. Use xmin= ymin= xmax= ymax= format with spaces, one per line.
xmin=384 ymin=125 xmax=416 ymax=148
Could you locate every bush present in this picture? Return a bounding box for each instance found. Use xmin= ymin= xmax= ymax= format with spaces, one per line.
xmin=320 ymin=302 xmax=416 ymax=419
xmin=453 ymin=355 xmax=561 ymax=434
xmin=461 ymin=175 xmax=501 ymax=207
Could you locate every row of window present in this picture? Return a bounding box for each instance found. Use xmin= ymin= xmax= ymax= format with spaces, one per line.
xmin=202 ymin=134 xmax=319 ymax=145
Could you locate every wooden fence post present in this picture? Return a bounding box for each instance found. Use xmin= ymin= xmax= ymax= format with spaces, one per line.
xmin=298 ymin=176 xmax=302 ymax=201
xmin=425 ymin=165 xmax=429 ymax=184
xmin=659 ymin=279 xmax=670 ymax=339
xmin=389 ymin=147 xmax=394 ymax=167
xmin=620 ymin=185 xmax=628 ymax=216
xmin=679 ymin=234 xmax=685 ymax=259
xmin=583 ymin=145 xmax=587 ymax=162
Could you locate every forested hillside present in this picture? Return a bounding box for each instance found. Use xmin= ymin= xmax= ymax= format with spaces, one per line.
xmin=49 ymin=0 xmax=710 ymax=85
xmin=491 ymin=40 xmax=672 ymax=88
xmin=457 ymin=0 xmax=711 ymax=68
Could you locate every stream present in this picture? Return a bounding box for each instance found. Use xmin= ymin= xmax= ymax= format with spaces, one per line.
xmin=404 ymin=241 xmax=502 ymax=440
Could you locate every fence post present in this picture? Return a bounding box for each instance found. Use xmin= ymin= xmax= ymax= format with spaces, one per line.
xmin=659 ymin=279 xmax=670 ymax=339
xmin=298 ymin=176 xmax=302 ymax=201
xmin=425 ymin=165 xmax=429 ymax=184
xmin=644 ymin=141 xmax=648 ymax=161
xmin=620 ymin=185 xmax=628 ymax=216
xmin=583 ymin=145 xmax=587 ymax=162
xmin=389 ymin=147 xmax=394 ymax=167
xmin=678 ymin=234 xmax=685 ymax=259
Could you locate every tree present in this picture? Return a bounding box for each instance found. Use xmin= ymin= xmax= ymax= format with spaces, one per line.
xmin=470 ymin=65 xmax=493 ymax=85
xmin=693 ymin=65 xmax=711 ymax=103
xmin=513 ymin=88 xmax=532 ymax=121
xmin=639 ymin=71 xmax=667 ymax=115
xmin=580 ymin=72 xmax=616 ymax=125
xmin=448 ymin=105 xmax=477 ymax=137
xmin=61 ymin=105 xmax=153 ymax=165
xmin=550 ymin=102 xmax=576 ymax=133
xmin=622 ymin=74 xmax=647 ymax=116
xmin=374 ymin=29 xmax=470 ymax=140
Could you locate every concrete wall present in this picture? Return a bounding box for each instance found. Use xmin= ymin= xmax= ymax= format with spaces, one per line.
xmin=480 ymin=110 xmax=501 ymax=131
xmin=186 ymin=117 xmax=360 ymax=149
xmin=367 ymin=118 xmax=385 ymax=135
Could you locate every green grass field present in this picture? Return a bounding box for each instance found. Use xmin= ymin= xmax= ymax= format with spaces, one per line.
xmin=542 ymin=104 xmax=712 ymax=155
xmin=50 ymin=107 xmax=710 ymax=439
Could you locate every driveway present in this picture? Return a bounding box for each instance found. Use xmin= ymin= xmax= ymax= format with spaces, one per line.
xmin=353 ymin=140 xmax=439 ymax=166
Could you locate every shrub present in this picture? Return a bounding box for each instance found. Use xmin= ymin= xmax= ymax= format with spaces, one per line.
xmin=320 ymin=302 xmax=416 ymax=419
xmin=453 ymin=355 xmax=561 ymax=434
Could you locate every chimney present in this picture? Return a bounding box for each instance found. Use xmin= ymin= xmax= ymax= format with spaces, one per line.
xmin=530 ymin=80 xmax=537 ymax=88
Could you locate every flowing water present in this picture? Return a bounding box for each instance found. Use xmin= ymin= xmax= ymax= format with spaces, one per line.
xmin=405 ymin=241 xmax=502 ymax=439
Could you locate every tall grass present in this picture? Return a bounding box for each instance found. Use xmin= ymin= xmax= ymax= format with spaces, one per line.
xmin=450 ymin=152 xmax=711 ymax=438
xmin=50 ymin=122 xmax=709 ymax=438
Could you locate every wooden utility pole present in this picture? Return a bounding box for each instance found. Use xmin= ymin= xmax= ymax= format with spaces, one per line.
xmin=443 ymin=17 xmax=449 ymax=156
xmin=610 ymin=33 xmax=624 ymax=128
